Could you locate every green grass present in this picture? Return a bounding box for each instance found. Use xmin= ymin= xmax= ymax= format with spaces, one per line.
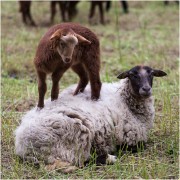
xmin=1 ymin=1 xmax=179 ymax=179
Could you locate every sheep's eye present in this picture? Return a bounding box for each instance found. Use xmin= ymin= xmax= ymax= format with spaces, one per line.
xmin=129 ymin=71 xmax=138 ymax=79
xmin=133 ymin=74 xmax=138 ymax=78
xmin=147 ymin=69 xmax=152 ymax=74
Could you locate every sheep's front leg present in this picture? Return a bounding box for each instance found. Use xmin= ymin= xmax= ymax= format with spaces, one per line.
xmin=72 ymin=64 xmax=89 ymax=95
xmin=51 ymin=70 xmax=65 ymax=101
xmin=37 ymin=71 xmax=47 ymax=108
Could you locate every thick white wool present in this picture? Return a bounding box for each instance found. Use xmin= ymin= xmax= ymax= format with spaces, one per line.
xmin=15 ymin=79 xmax=155 ymax=166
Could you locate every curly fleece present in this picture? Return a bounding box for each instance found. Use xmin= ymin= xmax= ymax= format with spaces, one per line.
xmin=15 ymin=78 xmax=155 ymax=166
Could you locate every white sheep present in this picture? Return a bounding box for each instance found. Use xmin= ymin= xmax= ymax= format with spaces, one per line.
xmin=15 ymin=65 xmax=167 ymax=167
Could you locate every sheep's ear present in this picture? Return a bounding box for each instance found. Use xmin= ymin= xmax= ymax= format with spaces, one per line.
xmin=117 ymin=70 xmax=129 ymax=79
xmin=152 ymin=69 xmax=167 ymax=77
xmin=75 ymin=33 xmax=91 ymax=45
xmin=50 ymin=29 xmax=62 ymax=40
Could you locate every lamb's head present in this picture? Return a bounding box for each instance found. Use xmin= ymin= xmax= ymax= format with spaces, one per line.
xmin=117 ymin=65 xmax=167 ymax=98
xmin=50 ymin=28 xmax=91 ymax=63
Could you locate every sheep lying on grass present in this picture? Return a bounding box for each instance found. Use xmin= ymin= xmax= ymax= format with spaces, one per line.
xmin=15 ymin=65 xmax=167 ymax=169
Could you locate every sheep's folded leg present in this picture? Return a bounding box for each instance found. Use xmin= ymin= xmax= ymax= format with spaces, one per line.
xmin=45 ymin=159 xmax=78 ymax=173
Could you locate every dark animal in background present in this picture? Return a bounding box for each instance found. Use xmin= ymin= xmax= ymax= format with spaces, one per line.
xmin=19 ymin=1 xmax=36 ymax=26
xmin=34 ymin=23 xmax=102 ymax=108
xmin=19 ymin=1 xmax=79 ymax=26
xmin=120 ymin=0 xmax=129 ymax=14
xmin=51 ymin=1 xmax=79 ymax=23
xmin=89 ymin=1 xmax=129 ymax=25
xmin=164 ymin=1 xmax=179 ymax=5
xmin=18 ymin=1 xmax=129 ymax=26
xmin=89 ymin=1 xmax=111 ymax=25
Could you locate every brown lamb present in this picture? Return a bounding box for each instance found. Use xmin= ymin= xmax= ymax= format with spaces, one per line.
xmin=34 ymin=23 xmax=102 ymax=108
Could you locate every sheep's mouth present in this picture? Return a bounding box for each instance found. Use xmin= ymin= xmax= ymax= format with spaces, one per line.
xmin=139 ymin=93 xmax=152 ymax=98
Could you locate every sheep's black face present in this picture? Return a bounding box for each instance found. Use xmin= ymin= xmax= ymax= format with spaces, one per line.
xmin=117 ymin=66 xmax=167 ymax=98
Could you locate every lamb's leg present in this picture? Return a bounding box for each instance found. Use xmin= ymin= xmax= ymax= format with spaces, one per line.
xmin=71 ymin=64 xmax=89 ymax=95
xmin=87 ymin=69 xmax=101 ymax=100
xmin=83 ymin=55 xmax=101 ymax=100
xmin=51 ymin=70 xmax=64 ymax=101
xmin=37 ymin=71 xmax=47 ymax=108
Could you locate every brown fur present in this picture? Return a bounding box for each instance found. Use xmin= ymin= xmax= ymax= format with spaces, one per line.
xmin=34 ymin=23 xmax=102 ymax=108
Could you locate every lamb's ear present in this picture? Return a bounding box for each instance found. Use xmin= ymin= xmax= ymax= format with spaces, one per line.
xmin=152 ymin=69 xmax=167 ymax=77
xmin=75 ymin=33 xmax=91 ymax=45
xmin=50 ymin=29 xmax=62 ymax=41
xmin=117 ymin=70 xmax=129 ymax=79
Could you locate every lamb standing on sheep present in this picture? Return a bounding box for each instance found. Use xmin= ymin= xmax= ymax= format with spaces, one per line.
xmin=15 ymin=65 xmax=167 ymax=168
xmin=34 ymin=23 xmax=101 ymax=108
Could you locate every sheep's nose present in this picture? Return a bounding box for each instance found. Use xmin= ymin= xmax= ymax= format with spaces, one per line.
xmin=142 ymin=86 xmax=151 ymax=92
xmin=64 ymin=58 xmax=71 ymax=63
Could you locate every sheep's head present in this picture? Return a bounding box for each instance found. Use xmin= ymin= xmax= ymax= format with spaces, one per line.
xmin=117 ymin=65 xmax=167 ymax=98
xmin=50 ymin=28 xmax=91 ymax=63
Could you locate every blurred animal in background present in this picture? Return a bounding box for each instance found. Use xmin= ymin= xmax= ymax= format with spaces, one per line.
xmin=19 ymin=1 xmax=79 ymax=26
xmin=18 ymin=1 xmax=129 ymax=26
xmin=19 ymin=1 xmax=36 ymax=26
xmin=164 ymin=1 xmax=179 ymax=5
xmin=120 ymin=0 xmax=129 ymax=14
xmin=89 ymin=1 xmax=111 ymax=25
xmin=34 ymin=23 xmax=102 ymax=108
xmin=89 ymin=1 xmax=129 ymax=25
xmin=50 ymin=1 xmax=79 ymax=23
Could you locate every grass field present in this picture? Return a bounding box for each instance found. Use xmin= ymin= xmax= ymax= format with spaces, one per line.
xmin=1 ymin=1 xmax=179 ymax=179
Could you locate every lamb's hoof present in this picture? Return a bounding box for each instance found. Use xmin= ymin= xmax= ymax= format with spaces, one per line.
xmin=36 ymin=107 xmax=43 ymax=111
xmin=45 ymin=159 xmax=78 ymax=173
xmin=106 ymin=154 xmax=117 ymax=165
xmin=91 ymin=96 xmax=99 ymax=101
xmin=73 ymin=88 xmax=84 ymax=96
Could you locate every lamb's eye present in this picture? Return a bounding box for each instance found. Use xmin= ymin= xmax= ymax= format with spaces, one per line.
xmin=60 ymin=42 xmax=65 ymax=48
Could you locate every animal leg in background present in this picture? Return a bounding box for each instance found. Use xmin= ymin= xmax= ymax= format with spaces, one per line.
xmin=50 ymin=2 xmax=57 ymax=23
xmin=121 ymin=0 xmax=129 ymax=13
xmin=89 ymin=1 xmax=96 ymax=24
xmin=19 ymin=1 xmax=36 ymax=26
xmin=58 ymin=2 xmax=67 ymax=21
xmin=98 ymin=2 xmax=105 ymax=24
xmin=37 ymin=71 xmax=47 ymax=108
xmin=72 ymin=63 xmax=89 ymax=95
